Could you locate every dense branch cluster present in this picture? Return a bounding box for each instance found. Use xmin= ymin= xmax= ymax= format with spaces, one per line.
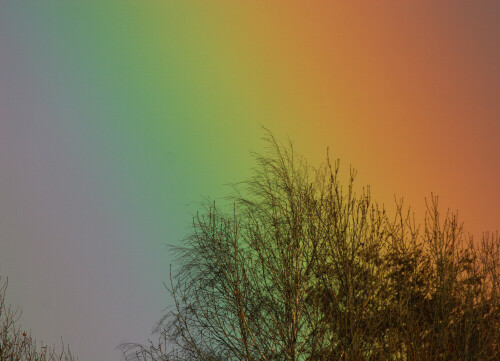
xmin=122 ymin=134 xmax=499 ymax=361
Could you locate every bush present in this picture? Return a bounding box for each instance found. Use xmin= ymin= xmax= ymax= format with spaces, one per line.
xmin=0 ymin=277 xmax=77 ymax=361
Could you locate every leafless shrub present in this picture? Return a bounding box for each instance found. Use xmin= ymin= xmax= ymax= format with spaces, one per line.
xmin=0 ymin=277 xmax=77 ymax=361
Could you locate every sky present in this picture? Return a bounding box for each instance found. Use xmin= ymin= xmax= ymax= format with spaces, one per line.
xmin=1 ymin=2 xmax=499 ymax=360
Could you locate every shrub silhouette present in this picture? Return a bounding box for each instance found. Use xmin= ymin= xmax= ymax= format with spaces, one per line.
xmin=121 ymin=133 xmax=499 ymax=361
xmin=0 ymin=277 xmax=77 ymax=361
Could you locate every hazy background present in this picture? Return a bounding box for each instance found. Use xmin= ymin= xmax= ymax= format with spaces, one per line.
xmin=1 ymin=2 xmax=499 ymax=360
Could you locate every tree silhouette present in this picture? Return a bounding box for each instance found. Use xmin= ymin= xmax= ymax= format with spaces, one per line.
xmin=0 ymin=277 xmax=77 ymax=361
xmin=121 ymin=132 xmax=499 ymax=361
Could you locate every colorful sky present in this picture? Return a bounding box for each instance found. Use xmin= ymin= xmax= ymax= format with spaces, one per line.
xmin=1 ymin=2 xmax=499 ymax=360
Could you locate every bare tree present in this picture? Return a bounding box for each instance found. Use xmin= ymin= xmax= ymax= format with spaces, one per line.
xmin=379 ymin=196 xmax=500 ymax=360
xmin=121 ymin=132 xmax=499 ymax=361
xmin=0 ymin=277 xmax=77 ymax=361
